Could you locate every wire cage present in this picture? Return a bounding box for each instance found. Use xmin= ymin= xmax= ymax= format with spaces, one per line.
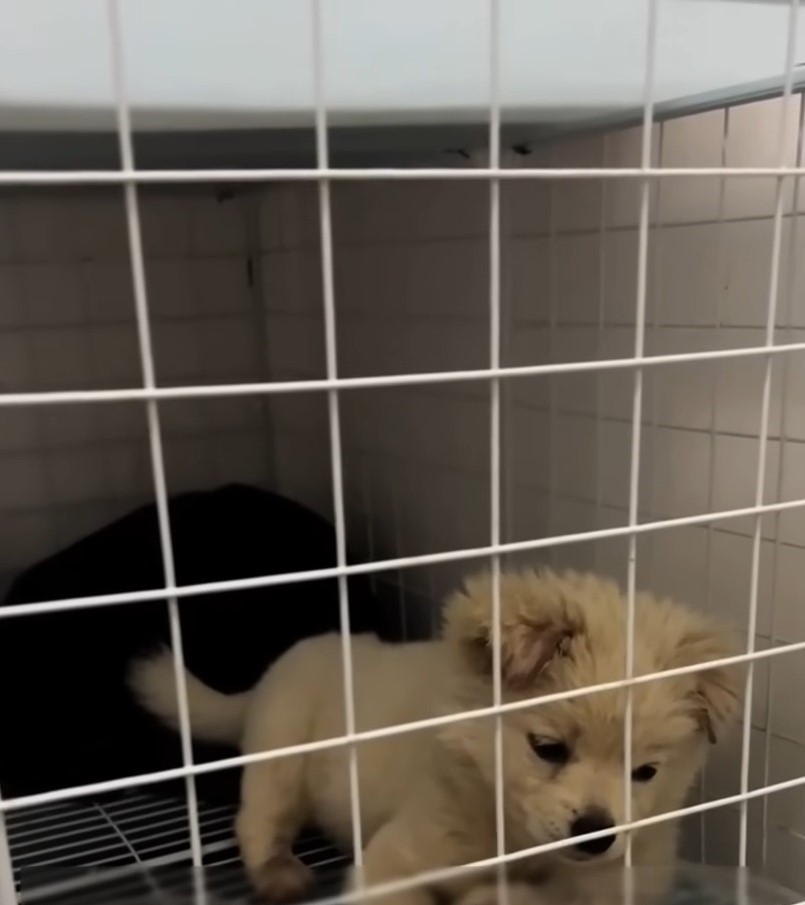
xmin=3 ymin=1 xmax=805 ymax=904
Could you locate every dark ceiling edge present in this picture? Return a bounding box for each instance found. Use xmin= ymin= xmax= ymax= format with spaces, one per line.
xmin=0 ymin=73 xmax=803 ymax=174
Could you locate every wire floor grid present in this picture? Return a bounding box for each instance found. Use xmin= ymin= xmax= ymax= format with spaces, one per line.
xmin=6 ymin=792 xmax=350 ymax=904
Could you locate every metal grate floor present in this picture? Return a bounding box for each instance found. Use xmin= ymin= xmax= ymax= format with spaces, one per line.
xmin=7 ymin=793 xmax=350 ymax=904
xmin=9 ymin=796 xmax=805 ymax=905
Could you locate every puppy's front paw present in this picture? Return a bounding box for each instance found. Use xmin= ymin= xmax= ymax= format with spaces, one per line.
xmin=249 ymin=851 xmax=314 ymax=902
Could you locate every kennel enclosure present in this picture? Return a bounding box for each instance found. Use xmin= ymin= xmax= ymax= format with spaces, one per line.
xmin=2 ymin=0 xmax=805 ymax=902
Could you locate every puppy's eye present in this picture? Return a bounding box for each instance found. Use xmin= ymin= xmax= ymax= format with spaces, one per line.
xmin=528 ymin=735 xmax=570 ymax=765
xmin=631 ymin=764 xmax=658 ymax=782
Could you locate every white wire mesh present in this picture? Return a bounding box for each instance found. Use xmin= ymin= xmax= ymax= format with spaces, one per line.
xmin=487 ymin=1 xmax=508 ymax=899
xmin=760 ymin=83 xmax=805 ymax=873
xmin=5 ymin=166 xmax=805 ymax=186
xmin=310 ymin=0 xmax=365 ymax=874
xmin=0 ymin=0 xmax=805 ymax=900
xmin=105 ymin=0 xmax=202 ymax=867
xmin=0 ymin=812 xmax=16 ymax=905
xmin=3 ymin=339 xmax=805 ymax=406
xmin=739 ymin=0 xmax=801 ymax=867
xmin=696 ymin=104 xmax=731 ymax=865
xmin=623 ymin=0 xmax=660 ymax=872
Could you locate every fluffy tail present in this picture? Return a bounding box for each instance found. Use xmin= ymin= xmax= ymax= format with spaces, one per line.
xmin=128 ymin=648 xmax=249 ymax=746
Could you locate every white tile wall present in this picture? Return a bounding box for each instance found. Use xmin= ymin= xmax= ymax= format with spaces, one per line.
xmin=0 ymin=187 xmax=274 ymax=577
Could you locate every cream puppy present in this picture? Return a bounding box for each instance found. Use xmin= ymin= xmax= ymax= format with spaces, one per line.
xmin=129 ymin=569 xmax=741 ymax=905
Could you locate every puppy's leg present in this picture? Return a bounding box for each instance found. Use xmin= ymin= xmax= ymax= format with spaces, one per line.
xmin=237 ymin=754 xmax=312 ymax=901
xmin=349 ymin=807 xmax=476 ymax=905
xmin=345 ymin=817 xmax=432 ymax=905
xmin=236 ymin=672 xmax=315 ymax=901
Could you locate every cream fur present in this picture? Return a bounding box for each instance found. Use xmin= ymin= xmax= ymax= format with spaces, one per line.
xmin=129 ymin=569 xmax=741 ymax=905
xmin=128 ymin=650 xmax=249 ymax=745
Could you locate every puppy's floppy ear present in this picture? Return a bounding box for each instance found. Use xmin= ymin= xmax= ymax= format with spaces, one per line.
xmin=443 ymin=572 xmax=576 ymax=688
xmin=665 ymin=618 xmax=743 ymax=744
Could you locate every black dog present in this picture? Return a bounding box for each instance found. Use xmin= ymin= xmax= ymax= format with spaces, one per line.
xmin=0 ymin=484 xmax=382 ymax=804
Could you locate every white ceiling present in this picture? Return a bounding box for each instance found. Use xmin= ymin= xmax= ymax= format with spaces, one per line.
xmin=0 ymin=0 xmax=802 ymax=132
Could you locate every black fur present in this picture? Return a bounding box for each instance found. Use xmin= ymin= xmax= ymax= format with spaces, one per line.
xmin=0 ymin=484 xmax=382 ymax=804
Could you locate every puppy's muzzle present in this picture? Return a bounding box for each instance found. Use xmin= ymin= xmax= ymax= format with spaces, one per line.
xmin=569 ymin=809 xmax=616 ymax=857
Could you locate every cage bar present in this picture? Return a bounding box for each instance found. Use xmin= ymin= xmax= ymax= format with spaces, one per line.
xmin=105 ymin=0 xmax=202 ymax=867
xmin=623 ymin=0 xmax=661 ymax=871
xmin=0 ymin=811 xmax=16 ymax=905
xmin=594 ymin=141 xmax=609 ymax=533
xmin=760 ymin=89 xmax=805 ymax=869
xmin=5 ymin=339 xmax=805 ymax=408
xmin=738 ymin=0 xmax=801 ymax=866
xmin=4 ymin=166 xmax=805 ymax=186
xmin=487 ymin=0 xmax=507 ymax=895
xmin=310 ymin=0 xmax=365 ymax=873
xmin=697 ymin=103 xmax=730 ymax=864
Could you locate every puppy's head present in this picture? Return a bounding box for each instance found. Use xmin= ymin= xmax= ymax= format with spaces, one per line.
xmin=440 ymin=569 xmax=741 ymax=863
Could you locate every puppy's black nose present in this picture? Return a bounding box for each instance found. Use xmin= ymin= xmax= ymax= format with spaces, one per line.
xmin=570 ymin=811 xmax=616 ymax=856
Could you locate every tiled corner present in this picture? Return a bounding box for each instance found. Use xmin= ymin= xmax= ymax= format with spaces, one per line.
xmin=723 ymin=97 xmax=800 ymax=220
xmin=551 ymin=134 xmax=606 ymax=235
xmin=604 ymin=124 xmax=660 ymax=229
xmin=657 ymin=109 xmax=725 ymax=225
